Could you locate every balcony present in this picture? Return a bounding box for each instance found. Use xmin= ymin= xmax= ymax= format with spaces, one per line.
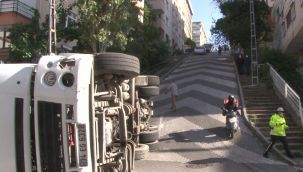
xmin=0 ymin=0 xmax=35 ymax=29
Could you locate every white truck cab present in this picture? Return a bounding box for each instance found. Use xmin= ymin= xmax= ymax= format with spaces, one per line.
xmin=0 ymin=53 xmax=160 ymax=172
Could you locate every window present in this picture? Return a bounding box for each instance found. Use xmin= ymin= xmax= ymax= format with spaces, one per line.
xmin=0 ymin=31 xmax=10 ymax=48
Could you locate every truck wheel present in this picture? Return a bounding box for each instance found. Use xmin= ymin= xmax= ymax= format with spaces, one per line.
xmin=134 ymin=144 xmax=149 ymax=160
xmin=94 ymin=53 xmax=140 ymax=79
xmin=147 ymin=75 xmax=160 ymax=86
xmin=135 ymin=75 xmax=148 ymax=87
xmin=139 ymin=129 xmax=159 ymax=143
xmin=138 ymin=86 xmax=159 ymax=97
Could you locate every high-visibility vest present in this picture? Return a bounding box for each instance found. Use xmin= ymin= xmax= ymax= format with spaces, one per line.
xmin=269 ymin=113 xmax=288 ymax=136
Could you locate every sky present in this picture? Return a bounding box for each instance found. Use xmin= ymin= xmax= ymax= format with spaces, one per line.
xmin=191 ymin=0 xmax=223 ymax=43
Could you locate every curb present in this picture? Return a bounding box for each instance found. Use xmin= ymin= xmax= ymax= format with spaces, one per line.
xmin=232 ymin=55 xmax=300 ymax=167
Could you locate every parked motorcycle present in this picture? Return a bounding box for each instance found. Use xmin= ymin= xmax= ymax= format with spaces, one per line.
xmin=221 ymin=107 xmax=241 ymax=139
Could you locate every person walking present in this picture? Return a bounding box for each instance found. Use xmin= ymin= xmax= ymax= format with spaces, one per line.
xmin=237 ymin=54 xmax=244 ymax=75
xmin=218 ymin=45 xmax=222 ymax=55
xmin=244 ymin=54 xmax=251 ymax=75
xmin=263 ymin=107 xmax=294 ymax=158
xmin=167 ymin=81 xmax=178 ymax=111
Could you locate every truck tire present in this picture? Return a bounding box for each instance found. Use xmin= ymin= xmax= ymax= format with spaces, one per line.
xmin=138 ymin=86 xmax=160 ymax=97
xmin=134 ymin=144 xmax=149 ymax=160
xmin=135 ymin=75 xmax=148 ymax=87
xmin=147 ymin=75 xmax=160 ymax=86
xmin=139 ymin=129 xmax=159 ymax=143
xmin=94 ymin=53 xmax=140 ymax=79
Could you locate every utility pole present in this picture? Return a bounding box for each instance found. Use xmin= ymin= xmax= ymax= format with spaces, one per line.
xmin=250 ymin=0 xmax=258 ymax=85
xmin=49 ymin=0 xmax=57 ymax=55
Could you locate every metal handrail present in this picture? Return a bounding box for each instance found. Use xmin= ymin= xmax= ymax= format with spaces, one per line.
xmin=0 ymin=0 xmax=35 ymax=18
xmin=268 ymin=63 xmax=303 ymax=127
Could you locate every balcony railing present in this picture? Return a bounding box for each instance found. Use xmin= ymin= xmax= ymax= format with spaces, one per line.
xmin=0 ymin=0 xmax=35 ymax=19
xmin=268 ymin=63 xmax=303 ymax=128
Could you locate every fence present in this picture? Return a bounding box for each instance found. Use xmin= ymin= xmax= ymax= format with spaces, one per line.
xmin=268 ymin=63 xmax=303 ymax=127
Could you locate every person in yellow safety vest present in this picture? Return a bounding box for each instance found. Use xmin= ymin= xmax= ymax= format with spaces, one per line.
xmin=263 ymin=107 xmax=294 ymax=158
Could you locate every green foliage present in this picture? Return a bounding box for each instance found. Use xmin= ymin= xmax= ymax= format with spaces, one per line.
xmin=74 ymin=0 xmax=138 ymax=52
xmin=258 ymin=64 xmax=272 ymax=88
xmin=260 ymin=48 xmax=303 ymax=98
xmin=125 ymin=1 xmax=171 ymax=73
xmin=9 ymin=11 xmax=48 ymax=62
xmin=184 ymin=38 xmax=196 ymax=48
xmin=211 ymin=0 xmax=270 ymax=49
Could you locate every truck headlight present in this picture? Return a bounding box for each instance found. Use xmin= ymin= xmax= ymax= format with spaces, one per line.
xmin=61 ymin=73 xmax=74 ymax=87
xmin=43 ymin=71 xmax=57 ymax=86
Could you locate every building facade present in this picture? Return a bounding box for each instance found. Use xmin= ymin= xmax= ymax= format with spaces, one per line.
xmin=0 ymin=0 xmax=36 ymax=61
xmin=147 ymin=0 xmax=193 ymax=50
xmin=0 ymin=0 xmax=145 ymax=61
xmin=270 ymin=0 xmax=303 ymax=62
xmin=192 ymin=21 xmax=207 ymax=46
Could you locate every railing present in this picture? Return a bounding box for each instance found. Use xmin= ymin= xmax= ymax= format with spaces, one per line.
xmin=0 ymin=0 xmax=35 ymax=19
xmin=268 ymin=63 xmax=303 ymax=127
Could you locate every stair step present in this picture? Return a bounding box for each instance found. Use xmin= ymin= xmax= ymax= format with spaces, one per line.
xmin=275 ymin=142 xmax=303 ymax=149
xmin=245 ymin=102 xmax=281 ymax=105
xmin=248 ymin=117 xmax=294 ymax=124
xmin=259 ymin=128 xmax=303 ymax=137
xmin=266 ymin=137 xmax=303 ymax=145
xmin=253 ymin=122 xmax=298 ymax=128
xmin=246 ymin=106 xmax=279 ymax=110
xmin=246 ymin=109 xmax=275 ymax=114
xmin=245 ymin=99 xmax=280 ymax=103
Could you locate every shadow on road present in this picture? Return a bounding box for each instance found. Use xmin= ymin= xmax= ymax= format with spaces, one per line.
xmin=168 ymin=127 xmax=227 ymax=143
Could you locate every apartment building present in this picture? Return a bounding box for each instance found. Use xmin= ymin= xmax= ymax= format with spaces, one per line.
xmin=0 ymin=0 xmax=145 ymax=61
xmin=192 ymin=21 xmax=207 ymax=46
xmin=147 ymin=0 xmax=193 ymax=50
xmin=0 ymin=0 xmax=36 ymax=61
xmin=270 ymin=0 xmax=303 ymax=62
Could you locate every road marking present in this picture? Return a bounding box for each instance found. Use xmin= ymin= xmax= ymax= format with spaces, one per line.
xmin=146 ymin=117 xmax=286 ymax=166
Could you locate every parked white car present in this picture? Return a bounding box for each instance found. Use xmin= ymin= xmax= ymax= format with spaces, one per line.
xmin=194 ymin=46 xmax=206 ymax=55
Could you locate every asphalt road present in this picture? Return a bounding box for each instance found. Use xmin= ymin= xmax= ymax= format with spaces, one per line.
xmin=134 ymin=53 xmax=301 ymax=172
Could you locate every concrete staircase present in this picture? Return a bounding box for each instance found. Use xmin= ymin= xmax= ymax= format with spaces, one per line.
xmin=240 ymin=75 xmax=303 ymax=157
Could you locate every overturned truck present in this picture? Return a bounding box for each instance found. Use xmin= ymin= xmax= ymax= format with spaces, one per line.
xmin=0 ymin=53 xmax=160 ymax=172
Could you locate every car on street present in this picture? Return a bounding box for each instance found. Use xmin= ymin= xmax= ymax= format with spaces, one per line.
xmin=203 ymin=43 xmax=213 ymax=53
xmin=194 ymin=46 xmax=206 ymax=55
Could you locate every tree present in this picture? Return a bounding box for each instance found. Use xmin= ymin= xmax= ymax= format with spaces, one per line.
xmin=211 ymin=0 xmax=270 ymax=49
xmin=71 ymin=0 xmax=139 ymax=53
xmin=9 ymin=11 xmax=48 ymax=62
xmin=125 ymin=1 xmax=170 ymax=72
xmin=184 ymin=38 xmax=196 ymax=48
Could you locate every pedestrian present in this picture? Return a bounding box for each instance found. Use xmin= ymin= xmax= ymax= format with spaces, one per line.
xmin=263 ymin=107 xmax=294 ymax=158
xmin=167 ymin=81 xmax=178 ymax=111
xmin=237 ymin=54 xmax=244 ymax=74
xmin=218 ymin=45 xmax=222 ymax=55
xmin=244 ymin=54 xmax=251 ymax=75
